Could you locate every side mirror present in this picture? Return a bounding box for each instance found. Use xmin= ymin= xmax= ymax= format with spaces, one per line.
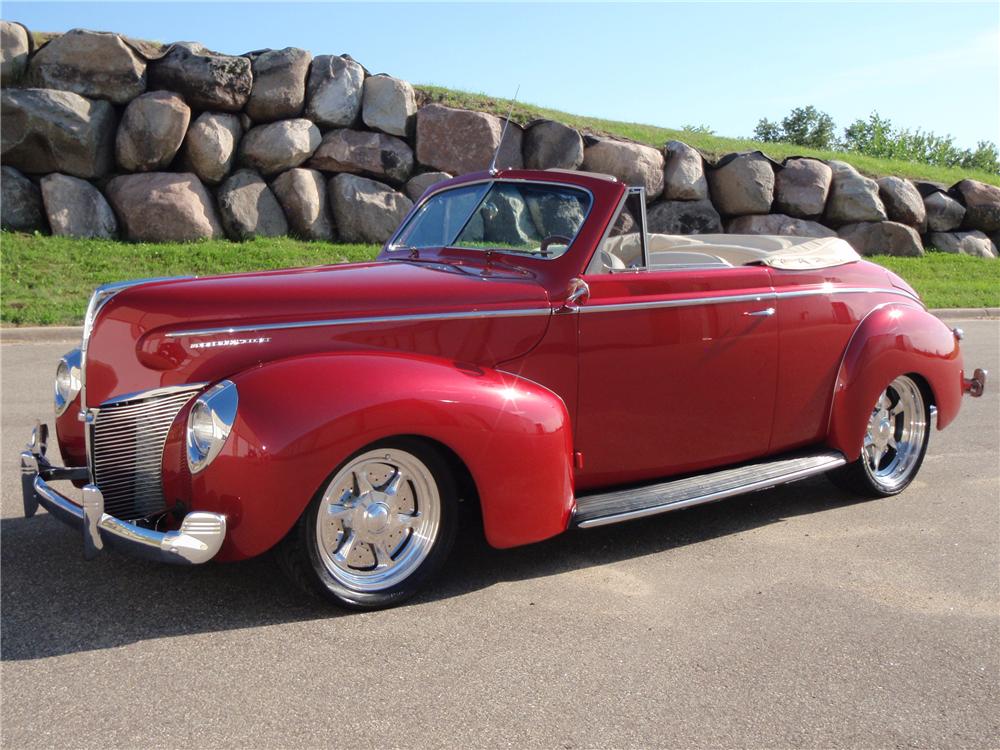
xmin=559 ymin=278 xmax=590 ymax=312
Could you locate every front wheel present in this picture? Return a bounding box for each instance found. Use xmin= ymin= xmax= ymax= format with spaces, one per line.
xmin=278 ymin=439 xmax=457 ymax=610
xmin=828 ymin=374 xmax=930 ymax=498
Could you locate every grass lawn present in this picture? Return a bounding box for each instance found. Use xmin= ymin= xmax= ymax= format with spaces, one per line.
xmin=417 ymin=86 xmax=1000 ymax=188
xmin=1 ymin=233 xmax=996 ymax=325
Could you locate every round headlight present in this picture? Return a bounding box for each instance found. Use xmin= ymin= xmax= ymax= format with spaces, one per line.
xmin=55 ymin=360 xmax=73 ymax=401
xmin=188 ymin=401 xmax=216 ymax=456
xmin=186 ymin=380 xmax=238 ymax=473
xmin=54 ymin=348 xmax=82 ymax=417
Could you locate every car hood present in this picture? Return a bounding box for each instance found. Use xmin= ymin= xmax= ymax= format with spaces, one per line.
xmin=84 ymin=260 xmax=552 ymax=406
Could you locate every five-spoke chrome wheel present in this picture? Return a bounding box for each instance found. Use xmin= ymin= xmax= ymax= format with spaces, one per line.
xmin=830 ymin=374 xmax=930 ymax=497
xmin=315 ymin=448 xmax=441 ymax=592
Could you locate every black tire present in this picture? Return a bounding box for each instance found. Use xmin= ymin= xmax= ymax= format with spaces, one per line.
xmin=828 ymin=374 xmax=931 ymax=499
xmin=276 ymin=438 xmax=458 ymax=610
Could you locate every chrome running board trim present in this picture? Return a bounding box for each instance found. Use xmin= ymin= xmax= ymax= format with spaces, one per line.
xmin=573 ymin=450 xmax=847 ymax=528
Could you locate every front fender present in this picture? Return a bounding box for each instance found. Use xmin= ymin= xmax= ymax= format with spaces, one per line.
xmin=827 ymin=303 xmax=963 ymax=460
xmin=191 ymin=352 xmax=574 ymax=560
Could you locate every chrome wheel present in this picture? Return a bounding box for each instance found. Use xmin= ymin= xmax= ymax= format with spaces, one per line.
xmin=315 ymin=448 xmax=441 ymax=592
xmin=861 ymin=375 xmax=927 ymax=492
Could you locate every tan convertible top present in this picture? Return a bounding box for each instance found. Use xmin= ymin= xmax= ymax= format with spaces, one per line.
xmin=646 ymin=233 xmax=861 ymax=270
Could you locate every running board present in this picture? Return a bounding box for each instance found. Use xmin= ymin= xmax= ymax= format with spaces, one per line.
xmin=573 ymin=451 xmax=847 ymax=529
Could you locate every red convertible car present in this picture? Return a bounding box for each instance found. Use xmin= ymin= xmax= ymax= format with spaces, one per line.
xmin=20 ymin=168 xmax=987 ymax=609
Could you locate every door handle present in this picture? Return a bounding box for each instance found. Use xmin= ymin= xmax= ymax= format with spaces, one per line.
xmin=744 ymin=307 xmax=776 ymax=317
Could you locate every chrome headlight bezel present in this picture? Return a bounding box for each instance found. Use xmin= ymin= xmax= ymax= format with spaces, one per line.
xmin=54 ymin=348 xmax=82 ymax=417
xmin=186 ymin=380 xmax=239 ymax=474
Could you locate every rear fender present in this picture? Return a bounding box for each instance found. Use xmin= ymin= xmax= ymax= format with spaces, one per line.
xmin=192 ymin=352 xmax=574 ymax=560
xmin=828 ymin=303 xmax=963 ymax=460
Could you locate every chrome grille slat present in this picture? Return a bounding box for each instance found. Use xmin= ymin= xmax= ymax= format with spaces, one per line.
xmin=90 ymin=386 xmax=201 ymax=520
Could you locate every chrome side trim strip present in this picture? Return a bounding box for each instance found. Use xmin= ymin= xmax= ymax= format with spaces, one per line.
xmin=165 ymin=307 xmax=552 ymax=339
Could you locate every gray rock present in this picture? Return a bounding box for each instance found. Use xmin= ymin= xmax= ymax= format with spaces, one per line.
xmin=305 ymin=55 xmax=365 ymax=128
xmin=40 ymin=173 xmax=117 ymax=238
xmin=405 ymin=171 xmax=452 ymax=201
xmin=952 ymin=179 xmax=1000 ymax=232
xmin=1 ymin=21 xmax=31 ymax=86
xmin=1 ymin=88 xmax=117 ymax=179
xmin=217 ymin=169 xmax=288 ymax=240
xmin=239 ymin=118 xmax=321 ymax=176
xmin=526 ymin=190 xmax=587 ymax=239
xmin=706 ymin=152 xmax=774 ymax=216
xmin=774 ymin=158 xmax=832 ymax=218
xmin=115 ymin=91 xmax=191 ymax=172
xmin=362 ymin=75 xmax=417 ymax=137
xmin=416 ymin=104 xmax=522 ymax=176
xmin=240 ymin=113 xmax=253 ymax=132
xmin=927 ymin=230 xmax=997 ymax=259
xmin=272 ymin=168 xmax=334 ymax=241
xmin=646 ymin=199 xmax=722 ymax=234
xmin=474 ymin=184 xmax=540 ymax=246
xmin=25 ymin=28 xmax=146 ymax=104
xmin=328 ymin=173 xmax=412 ymax=244
xmin=523 ymin=120 xmax=584 ymax=171
xmin=838 ymin=221 xmax=923 ymax=257
xmin=1 ymin=166 xmax=46 ymax=232
xmin=105 ymin=172 xmax=224 ymax=241
xmin=663 ymin=140 xmax=708 ymax=201
xmin=725 ymin=213 xmax=836 ymax=238
xmin=308 ymin=128 xmax=414 ymax=184
xmin=149 ymin=42 xmax=252 ymax=112
xmin=877 ymin=176 xmax=925 ymax=228
xmin=179 ymin=112 xmax=242 ymax=185
xmin=583 ymin=137 xmax=665 ymax=200
xmin=923 ymin=191 xmax=966 ymax=232
xmin=245 ymin=47 xmax=312 ymax=122
xmin=824 ymin=162 xmax=887 ymax=225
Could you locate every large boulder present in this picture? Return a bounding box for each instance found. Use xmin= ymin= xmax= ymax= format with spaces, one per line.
xmin=706 ymin=152 xmax=774 ymax=216
xmin=272 ymin=167 xmax=334 ymax=241
xmin=663 ymin=140 xmax=708 ymax=201
xmin=245 ymin=47 xmax=312 ymax=122
xmin=582 ymin=137 xmax=664 ymax=200
xmin=308 ymin=128 xmax=414 ymax=184
xmin=25 ymin=29 xmax=145 ymax=104
xmin=239 ymin=118 xmax=320 ymax=176
xmin=216 ymin=169 xmax=288 ymax=240
xmin=179 ymin=112 xmax=242 ymax=185
xmin=523 ymin=120 xmax=584 ymax=171
xmin=105 ymin=172 xmax=224 ymax=241
xmin=405 ymin=171 xmax=451 ymax=201
xmin=824 ymin=161 xmax=887 ymax=226
xmin=725 ymin=213 xmax=836 ymax=238
xmin=1 ymin=21 xmax=31 ymax=86
xmin=115 ymin=91 xmax=191 ymax=172
xmin=148 ymin=42 xmax=252 ymax=112
xmin=328 ymin=173 xmax=412 ymax=244
xmin=40 ymin=173 xmax=117 ymax=238
xmin=952 ymin=179 xmax=1000 ymax=232
xmin=927 ymin=231 xmax=997 ymax=259
xmin=416 ymin=104 xmax=522 ymax=176
xmin=305 ymin=55 xmax=365 ymax=128
xmin=877 ymin=176 xmax=925 ymax=228
xmin=923 ymin=191 xmax=966 ymax=232
xmin=838 ymin=221 xmax=923 ymax=257
xmin=362 ymin=75 xmax=417 ymax=137
xmin=525 ymin=191 xmax=587 ymax=239
xmin=646 ymin=199 xmax=722 ymax=234
xmin=1 ymin=89 xmax=117 ymax=179
xmin=1 ymin=166 xmax=47 ymax=232
xmin=774 ymin=158 xmax=832 ymax=218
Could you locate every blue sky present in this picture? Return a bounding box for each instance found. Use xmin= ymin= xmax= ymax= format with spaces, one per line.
xmin=5 ymin=2 xmax=998 ymax=148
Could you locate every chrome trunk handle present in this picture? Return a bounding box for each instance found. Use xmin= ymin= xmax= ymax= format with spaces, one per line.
xmin=744 ymin=307 xmax=776 ymax=317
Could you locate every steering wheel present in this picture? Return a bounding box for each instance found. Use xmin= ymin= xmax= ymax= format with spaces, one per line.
xmin=539 ymin=235 xmax=573 ymax=256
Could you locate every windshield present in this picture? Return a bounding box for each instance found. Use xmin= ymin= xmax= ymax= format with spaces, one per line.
xmin=390 ymin=181 xmax=592 ymax=259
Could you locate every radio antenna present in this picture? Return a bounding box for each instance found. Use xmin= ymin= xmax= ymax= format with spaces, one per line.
xmin=489 ymin=85 xmax=520 ymax=175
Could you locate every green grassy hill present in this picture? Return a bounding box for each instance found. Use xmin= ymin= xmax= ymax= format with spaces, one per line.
xmin=418 ymin=86 xmax=1000 ymax=188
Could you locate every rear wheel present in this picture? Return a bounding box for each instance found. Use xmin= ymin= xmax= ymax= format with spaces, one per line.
xmin=278 ymin=439 xmax=457 ymax=610
xmin=829 ymin=375 xmax=930 ymax=497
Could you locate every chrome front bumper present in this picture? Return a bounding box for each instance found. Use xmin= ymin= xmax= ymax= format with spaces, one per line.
xmin=20 ymin=429 xmax=226 ymax=565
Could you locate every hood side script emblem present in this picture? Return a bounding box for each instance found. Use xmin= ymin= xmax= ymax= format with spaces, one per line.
xmin=190 ymin=336 xmax=272 ymax=350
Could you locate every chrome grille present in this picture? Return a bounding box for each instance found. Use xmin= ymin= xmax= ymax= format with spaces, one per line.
xmin=91 ymin=386 xmax=202 ymax=520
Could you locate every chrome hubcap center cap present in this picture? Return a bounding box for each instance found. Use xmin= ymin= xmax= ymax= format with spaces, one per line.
xmin=877 ymin=418 xmax=892 ymax=441
xmin=362 ymin=501 xmax=390 ymax=535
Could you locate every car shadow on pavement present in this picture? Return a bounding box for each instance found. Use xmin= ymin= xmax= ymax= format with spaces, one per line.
xmin=1 ymin=475 xmax=858 ymax=661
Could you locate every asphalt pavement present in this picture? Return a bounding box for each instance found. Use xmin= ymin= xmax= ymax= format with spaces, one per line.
xmin=2 ymin=322 xmax=997 ymax=749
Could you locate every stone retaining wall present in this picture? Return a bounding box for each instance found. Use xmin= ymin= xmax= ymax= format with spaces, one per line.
xmin=2 ymin=21 xmax=999 ymax=259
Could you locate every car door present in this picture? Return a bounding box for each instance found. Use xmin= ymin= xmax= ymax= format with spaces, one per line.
xmin=573 ymin=264 xmax=779 ymax=491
